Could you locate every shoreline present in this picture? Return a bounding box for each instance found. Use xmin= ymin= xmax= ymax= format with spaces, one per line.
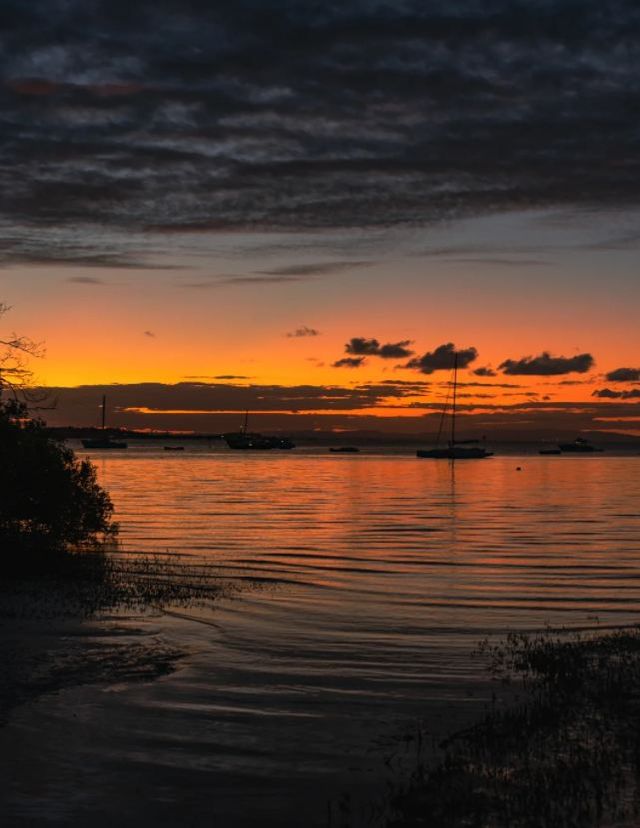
xmin=0 ymin=612 xmax=185 ymax=727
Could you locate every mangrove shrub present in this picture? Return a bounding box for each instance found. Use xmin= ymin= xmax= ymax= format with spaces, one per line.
xmin=0 ymin=400 xmax=116 ymax=558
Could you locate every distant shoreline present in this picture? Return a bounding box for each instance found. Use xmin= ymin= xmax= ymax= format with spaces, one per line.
xmin=48 ymin=426 xmax=640 ymax=451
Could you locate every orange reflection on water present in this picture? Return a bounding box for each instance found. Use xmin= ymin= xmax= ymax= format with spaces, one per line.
xmin=90 ymin=448 xmax=640 ymax=632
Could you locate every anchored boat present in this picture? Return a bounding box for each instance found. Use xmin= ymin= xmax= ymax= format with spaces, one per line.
xmin=81 ymin=395 xmax=128 ymax=449
xmin=417 ymin=351 xmax=492 ymax=460
xmin=224 ymin=411 xmax=295 ymax=450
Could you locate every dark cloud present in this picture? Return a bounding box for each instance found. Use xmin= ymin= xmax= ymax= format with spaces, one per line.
xmin=222 ymin=275 xmax=304 ymax=285
xmin=605 ymin=367 xmax=640 ymax=382
xmin=447 ymin=381 xmax=523 ymax=389
xmin=499 ymin=352 xmax=594 ymax=376
xmin=143 ymin=330 xmax=155 ymax=337
xmin=346 ymin=337 xmax=381 ymax=356
xmin=404 ymin=342 xmax=478 ymax=374
xmin=181 ymin=274 xmax=305 ymax=288
xmin=345 ymin=337 xmax=413 ymax=358
xmin=473 ymin=366 xmax=496 ymax=377
xmin=181 ymin=374 xmax=252 ymax=380
xmin=433 ymin=257 xmax=549 ymax=267
xmin=378 ymin=341 xmax=414 ymax=359
xmin=286 ymin=326 xmax=320 ymax=338
xmin=259 ymin=261 xmax=370 ymax=276
xmin=333 ymin=356 xmax=366 ymax=368
xmin=0 ymin=230 xmax=184 ymax=269
xmin=1 ymin=1 xmax=639 ymax=260
xmin=66 ymin=275 xmax=106 ymax=285
xmin=593 ymin=388 xmax=640 ymax=399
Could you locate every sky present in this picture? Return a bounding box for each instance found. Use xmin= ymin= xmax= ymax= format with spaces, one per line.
xmin=1 ymin=0 xmax=639 ymax=437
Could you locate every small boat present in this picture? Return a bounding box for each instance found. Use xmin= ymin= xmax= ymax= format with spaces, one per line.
xmin=224 ymin=412 xmax=295 ymax=450
xmin=558 ymin=437 xmax=603 ymax=453
xmin=81 ymin=396 xmax=128 ymax=449
xmin=416 ymin=351 xmax=492 ymax=460
xmin=329 ymin=446 xmax=359 ymax=453
xmin=164 ymin=446 xmax=185 ymax=451
xmin=417 ymin=444 xmax=492 ymax=459
xmin=539 ymin=448 xmax=562 ymax=455
xmin=82 ymin=437 xmax=128 ymax=450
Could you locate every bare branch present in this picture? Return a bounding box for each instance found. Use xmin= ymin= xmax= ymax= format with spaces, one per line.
xmin=0 ymin=303 xmax=48 ymax=405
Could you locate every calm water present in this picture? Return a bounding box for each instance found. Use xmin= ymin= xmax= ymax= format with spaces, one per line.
xmin=4 ymin=446 xmax=640 ymax=826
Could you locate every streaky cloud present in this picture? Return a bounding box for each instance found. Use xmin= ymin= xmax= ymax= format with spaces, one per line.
xmin=333 ymin=357 xmax=366 ymax=368
xmin=2 ymin=0 xmax=639 ymax=251
xmin=258 ymin=261 xmax=371 ymax=276
xmin=286 ymin=326 xmax=320 ymax=338
xmin=66 ymin=276 xmax=106 ymax=285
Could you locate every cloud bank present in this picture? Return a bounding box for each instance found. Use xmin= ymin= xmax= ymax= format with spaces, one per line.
xmin=2 ymin=0 xmax=640 ymax=262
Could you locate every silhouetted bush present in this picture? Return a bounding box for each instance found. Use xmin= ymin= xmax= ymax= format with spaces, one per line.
xmin=0 ymin=400 xmax=116 ymax=566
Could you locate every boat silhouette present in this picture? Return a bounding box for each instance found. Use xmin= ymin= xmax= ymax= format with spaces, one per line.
xmin=417 ymin=351 xmax=492 ymax=460
xmin=558 ymin=437 xmax=603 ymax=453
xmin=224 ymin=412 xmax=295 ymax=450
xmin=81 ymin=395 xmax=128 ymax=449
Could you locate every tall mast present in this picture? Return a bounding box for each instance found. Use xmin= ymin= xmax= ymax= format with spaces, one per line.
xmin=101 ymin=395 xmax=106 ymax=431
xmin=243 ymin=410 xmax=249 ymax=433
xmin=451 ymin=351 xmax=458 ymax=447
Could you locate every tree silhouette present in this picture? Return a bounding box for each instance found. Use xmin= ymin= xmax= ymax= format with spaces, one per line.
xmin=0 ymin=305 xmax=116 ymax=563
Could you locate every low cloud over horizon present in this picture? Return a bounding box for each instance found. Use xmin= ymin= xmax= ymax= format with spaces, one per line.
xmin=34 ymin=380 xmax=640 ymax=439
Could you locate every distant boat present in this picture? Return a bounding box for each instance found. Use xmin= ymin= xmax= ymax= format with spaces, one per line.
xmin=417 ymin=351 xmax=493 ymax=460
xmin=539 ymin=448 xmax=562 ymax=455
xmin=224 ymin=412 xmax=295 ymax=450
xmin=329 ymin=446 xmax=360 ymax=453
xmin=558 ymin=437 xmax=603 ymax=453
xmin=81 ymin=396 xmax=128 ymax=449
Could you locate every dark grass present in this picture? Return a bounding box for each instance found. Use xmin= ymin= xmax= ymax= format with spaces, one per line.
xmin=0 ymin=545 xmax=234 ymax=619
xmin=0 ymin=546 xmax=235 ymax=722
xmin=388 ymin=626 xmax=640 ymax=828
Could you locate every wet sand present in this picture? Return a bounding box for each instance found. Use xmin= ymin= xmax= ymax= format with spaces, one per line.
xmin=0 ymin=615 xmax=184 ymax=725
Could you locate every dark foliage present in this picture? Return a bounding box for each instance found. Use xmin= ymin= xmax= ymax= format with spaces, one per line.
xmin=0 ymin=399 xmax=115 ymax=563
xmin=390 ymin=627 xmax=640 ymax=827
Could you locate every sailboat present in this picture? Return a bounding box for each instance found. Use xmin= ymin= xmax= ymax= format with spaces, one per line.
xmin=416 ymin=351 xmax=493 ymax=460
xmin=223 ymin=411 xmax=295 ymax=450
xmin=81 ymin=395 xmax=128 ymax=449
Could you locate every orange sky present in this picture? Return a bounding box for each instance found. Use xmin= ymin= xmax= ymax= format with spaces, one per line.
xmin=2 ymin=209 xmax=640 ymax=433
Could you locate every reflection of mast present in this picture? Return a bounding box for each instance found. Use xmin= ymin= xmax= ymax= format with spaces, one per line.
xmin=450 ymin=351 xmax=458 ymax=448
